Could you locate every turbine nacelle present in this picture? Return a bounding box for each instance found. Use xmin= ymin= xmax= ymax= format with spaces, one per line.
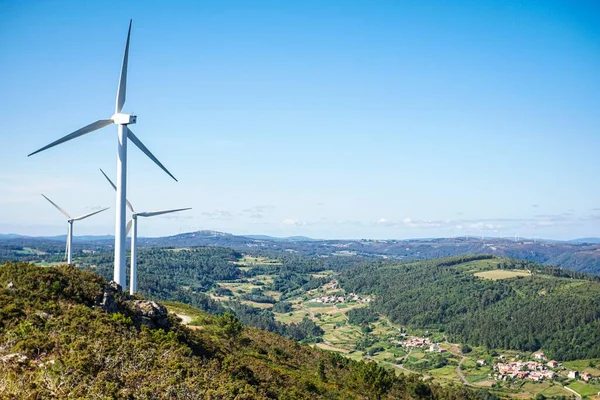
xmin=111 ymin=113 xmax=137 ymax=125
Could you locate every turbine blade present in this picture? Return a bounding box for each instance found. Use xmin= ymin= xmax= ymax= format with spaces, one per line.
xmin=137 ymin=207 xmax=191 ymax=218
xmin=126 ymin=219 xmax=133 ymax=236
xmin=28 ymin=119 xmax=113 ymax=157
xmin=127 ymin=128 xmax=178 ymax=182
xmin=99 ymin=168 xmax=117 ymax=190
xmin=116 ymin=20 xmax=132 ymax=113
xmin=41 ymin=194 xmax=71 ymax=219
xmin=99 ymin=168 xmax=134 ymax=212
xmin=72 ymin=207 xmax=110 ymax=221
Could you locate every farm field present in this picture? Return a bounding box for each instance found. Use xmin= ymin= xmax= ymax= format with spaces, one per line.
xmin=567 ymin=380 xmax=600 ymax=397
xmin=217 ymin=281 xmax=263 ymax=295
xmin=16 ymin=247 xmax=47 ymax=255
xmin=562 ymin=359 xmax=600 ymax=376
xmin=474 ymin=269 xmax=531 ymax=280
xmin=241 ymin=300 xmax=273 ymax=309
xmin=233 ymin=255 xmax=281 ymax=266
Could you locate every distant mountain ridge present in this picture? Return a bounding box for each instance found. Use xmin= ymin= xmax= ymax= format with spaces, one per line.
xmin=3 ymin=230 xmax=600 ymax=274
xmin=3 ymin=230 xmax=598 ymax=244
xmin=244 ymin=234 xmax=318 ymax=242
xmin=567 ymin=237 xmax=600 ymax=244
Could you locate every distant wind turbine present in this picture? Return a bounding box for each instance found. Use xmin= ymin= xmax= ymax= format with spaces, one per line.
xmin=28 ymin=21 xmax=177 ymax=287
xmin=100 ymin=169 xmax=190 ymax=294
xmin=41 ymin=194 xmax=109 ymax=264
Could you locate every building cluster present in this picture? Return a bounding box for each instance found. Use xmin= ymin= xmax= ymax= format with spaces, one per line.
xmin=495 ymin=361 xmax=556 ymax=381
xmin=310 ymin=292 xmax=371 ymax=304
xmin=428 ymin=344 xmax=448 ymax=353
xmin=347 ymin=293 xmax=372 ymax=303
xmin=567 ymin=370 xmax=594 ymax=382
xmin=311 ymin=295 xmax=346 ymax=304
xmin=494 ymin=351 xmax=596 ymax=383
xmin=391 ymin=337 xmax=431 ymax=348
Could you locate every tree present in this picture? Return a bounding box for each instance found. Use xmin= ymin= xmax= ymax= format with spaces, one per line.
xmin=217 ymin=312 xmax=243 ymax=338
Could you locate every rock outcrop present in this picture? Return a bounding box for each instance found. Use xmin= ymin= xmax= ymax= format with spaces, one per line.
xmin=125 ymin=300 xmax=169 ymax=329
xmin=95 ymin=281 xmax=122 ymax=313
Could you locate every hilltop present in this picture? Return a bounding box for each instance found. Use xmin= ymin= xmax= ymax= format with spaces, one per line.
xmin=0 ymin=262 xmax=489 ymax=399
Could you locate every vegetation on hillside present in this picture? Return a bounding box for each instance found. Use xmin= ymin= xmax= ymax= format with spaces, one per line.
xmin=79 ymin=247 xmax=362 ymax=343
xmin=0 ymin=262 xmax=495 ymax=399
xmin=341 ymin=255 xmax=600 ymax=361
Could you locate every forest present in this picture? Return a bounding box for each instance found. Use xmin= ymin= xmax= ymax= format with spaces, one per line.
xmin=341 ymin=255 xmax=600 ymax=361
xmin=79 ymin=247 xmax=337 ymax=343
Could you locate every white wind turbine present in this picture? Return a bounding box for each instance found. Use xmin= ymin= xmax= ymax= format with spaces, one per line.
xmin=41 ymin=194 xmax=109 ymax=264
xmin=100 ymin=169 xmax=190 ymax=295
xmin=28 ymin=20 xmax=177 ymax=287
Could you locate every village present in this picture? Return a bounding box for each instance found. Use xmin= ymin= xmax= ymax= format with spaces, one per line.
xmin=309 ymin=280 xmax=372 ymax=304
xmin=391 ymin=336 xmax=451 ymax=353
xmin=388 ymin=336 xmax=597 ymax=386
xmin=494 ymin=351 xmax=595 ymax=383
xmin=310 ymin=292 xmax=372 ymax=304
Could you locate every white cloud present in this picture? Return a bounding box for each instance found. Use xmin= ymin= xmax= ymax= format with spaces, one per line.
xmin=377 ymin=218 xmax=388 ymax=225
xmin=243 ymin=205 xmax=276 ymax=221
xmin=403 ymin=218 xmax=443 ymax=228
xmin=283 ymin=218 xmax=306 ymax=226
xmin=468 ymin=222 xmax=503 ymax=230
xmin=243 ymin=205 xmax=277 ymax=213
xmin=201 ymin=210 xmax=234 ymax=220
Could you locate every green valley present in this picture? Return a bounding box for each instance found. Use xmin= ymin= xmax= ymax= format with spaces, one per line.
xmin=5 ymin=247 xmax=600 ymax=398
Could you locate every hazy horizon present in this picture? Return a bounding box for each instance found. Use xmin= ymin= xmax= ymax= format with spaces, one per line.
xmin=2 ymin=227 xmax=598 ymax=243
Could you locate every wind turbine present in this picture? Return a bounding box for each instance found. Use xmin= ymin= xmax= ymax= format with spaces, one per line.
xmin=41 ymin=194 xmax=109 ymax=264
xmin=28 ymin=21 xmax=177 ymax=287
xmin=100 ymin=169 xmax=190 ymax=294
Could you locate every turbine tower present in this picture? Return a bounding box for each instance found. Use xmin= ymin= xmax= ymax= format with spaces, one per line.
xmin=41 ymin=194 xmax=109 ymax=264
xmin=28 ymin=21 xmax=177 ymax=286
xmin=100 ymin=169 xmax=190 ymax=294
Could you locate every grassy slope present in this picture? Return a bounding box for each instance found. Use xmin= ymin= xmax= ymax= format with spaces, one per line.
xmin=0 ymin=262 xmax=482 ymax=400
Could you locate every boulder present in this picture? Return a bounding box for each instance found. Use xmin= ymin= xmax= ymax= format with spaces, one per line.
xmin=126 ymin=300 xmax=169 ymax=329
xmin=95 ymin=281 xmax=122 ymax=313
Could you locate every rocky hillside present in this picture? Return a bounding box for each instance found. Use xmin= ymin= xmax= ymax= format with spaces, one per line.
xmin=0 ymin=262 xmax=490 ymax=399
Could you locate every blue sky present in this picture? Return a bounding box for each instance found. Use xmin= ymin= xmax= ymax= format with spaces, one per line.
xmin=1 ymin=0 xmax=599 ymax=239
